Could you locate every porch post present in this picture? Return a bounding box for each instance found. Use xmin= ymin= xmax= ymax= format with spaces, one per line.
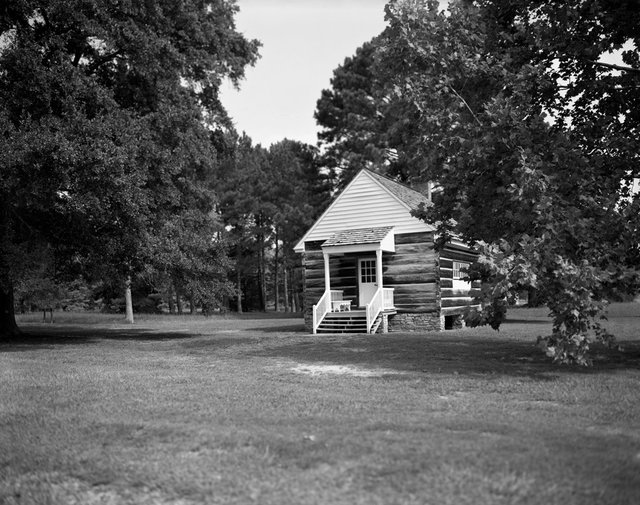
xmin=376 ymin=248 xmax=383 ymax=290
xmin=323 ymin=251 xmax=331 ymax=291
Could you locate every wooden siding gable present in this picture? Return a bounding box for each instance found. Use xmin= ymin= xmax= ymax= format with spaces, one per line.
xmin=294 ymin=170 xmax=433 ymax=252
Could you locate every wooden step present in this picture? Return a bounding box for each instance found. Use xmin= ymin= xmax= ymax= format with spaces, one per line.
xmin=316 ymin=310 xmax=381 ymax=334
xmin=317 ymin=325 xmax=366 ymax=333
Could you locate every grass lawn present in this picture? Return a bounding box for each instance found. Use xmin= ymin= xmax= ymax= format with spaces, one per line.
xmin=1 ymin=304 xmax=640 ymax=505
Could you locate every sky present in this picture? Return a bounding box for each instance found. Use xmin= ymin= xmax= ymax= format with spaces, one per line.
xmin=220 ymin=0 xmax=389 ymax=147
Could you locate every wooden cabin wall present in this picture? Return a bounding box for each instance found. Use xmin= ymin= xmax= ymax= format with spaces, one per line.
xmin=383 ymin=232 xmax=438 ymax=314
xmin=439 ymin=243 xmax=480 ymax=316
xmin=302 ymin=232 xmax=442 ymax=331
xmin=301 ymin=241 xmax=325 ymax=329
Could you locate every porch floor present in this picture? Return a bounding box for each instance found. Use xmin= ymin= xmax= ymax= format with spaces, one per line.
xmin=324 ymin=309 xmax=396 ymax=317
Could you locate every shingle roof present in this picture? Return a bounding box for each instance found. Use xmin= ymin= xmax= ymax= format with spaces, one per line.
xmin=322 ymin=226 xmax=394 ymax=247
xmin=366 ymin=170 xmax=430 ymax=213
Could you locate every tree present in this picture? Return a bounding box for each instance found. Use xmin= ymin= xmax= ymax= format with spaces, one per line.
xmin=0 ymin=0 xmax=259 ymax=336
xmin=268 ymin=139 xmax=331 ymax=311
xmin=146 ymin=209 xmax=233 ymax=314
xmin=315 ymin=40 xmax=390 ymax=187
xmin=377 ymin=0 xmax=640 ymax=364
xmin=217 ymin=133 xmax=274 ymax=311
xmin=216 ymin=135 xmax=331 ymax=312
xmin=315 ymin=36 xmax=426 ymax=188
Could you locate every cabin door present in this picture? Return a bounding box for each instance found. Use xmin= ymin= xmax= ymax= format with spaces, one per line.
xmin=358 ymin=258 xmax=378 ymax=307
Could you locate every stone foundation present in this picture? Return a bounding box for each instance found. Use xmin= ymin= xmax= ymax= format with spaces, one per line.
xmin=388 ymin=312 xmax=444 ymax=332
xmin=303 ymin=308 xmax=313 ymax=332
xmin=305 ymin=310 xmax=454 ymax=334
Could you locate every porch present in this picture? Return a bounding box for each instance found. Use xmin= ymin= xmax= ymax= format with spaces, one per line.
xmin=313 ymin=295 xmax=397 ymax=334
xmin=311 ymin=227 xmax=396 ymax=334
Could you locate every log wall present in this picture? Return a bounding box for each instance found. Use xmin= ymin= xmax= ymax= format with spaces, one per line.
xmin=439 ymin=243 xmax=481 ymax=316
xmin=302 ymin=232 xmax=440 ymax=332
xmin=384 ymin=232 xmax=438 ymax=315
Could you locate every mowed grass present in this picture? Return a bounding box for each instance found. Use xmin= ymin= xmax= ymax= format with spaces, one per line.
xmin=1 ymin=305 xmax=640 ymax=505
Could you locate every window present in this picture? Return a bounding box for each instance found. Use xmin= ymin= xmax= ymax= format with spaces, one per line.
xmin=452 ymin=261 xmax=467 ymax=280
xmin=360 ymin=259 xmax=376 ymax=283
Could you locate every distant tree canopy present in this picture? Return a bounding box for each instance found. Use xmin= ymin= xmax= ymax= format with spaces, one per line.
xmin=0 ymin=0 xmax=260 ymax=335
xmin=316 ymin=0 xmax=640 ymax=364
xmin=315 ymin=37 xmax=424 ymax=189
xmin=217 ymin=134 xmax=331 ymax=312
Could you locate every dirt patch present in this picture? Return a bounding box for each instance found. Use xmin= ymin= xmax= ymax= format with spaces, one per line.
xmin=290 ymin=363 xmax=401 ymax=377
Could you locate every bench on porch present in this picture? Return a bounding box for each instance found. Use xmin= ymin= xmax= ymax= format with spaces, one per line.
xmin=331 ymin=300 xmax=352 ymax=312
xmin=330 ymin=291 xmax=352 ymax=312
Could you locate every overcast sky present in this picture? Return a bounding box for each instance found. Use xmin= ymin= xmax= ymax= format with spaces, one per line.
xmin=220 ymin=0 xmax=389 ymax=147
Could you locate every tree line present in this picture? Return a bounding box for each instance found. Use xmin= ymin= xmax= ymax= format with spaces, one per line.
xmin=0 ymin=0 xmax=331 ymax=334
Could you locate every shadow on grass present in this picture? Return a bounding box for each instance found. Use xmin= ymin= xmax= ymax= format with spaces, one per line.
xmin=4 ymin=315 xmax=639 ymax=378
xmin=249 ymin=332 xmax=640 ymax=379
xmin=501 ymin=319 xmax=551 ymax=325
xmin=251 ymin=323 xmax=307 ymax=333
xmin=0 ymin=326 xmax=245 ymax=350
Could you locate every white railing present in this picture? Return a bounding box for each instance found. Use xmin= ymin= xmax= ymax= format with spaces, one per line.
xmin=366 ymin=288 xmax=395 ymax=334
xmin=313 ymin=290 xmax=343 ymax=334
xmin=366 ymin=288 xmax=384 ymax=334
xmin=383 ymin=288 xmax=394 ymax=309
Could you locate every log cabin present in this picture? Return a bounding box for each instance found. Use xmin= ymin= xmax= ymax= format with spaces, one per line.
xmin=294 ymin=169 xmax=480 ymax=334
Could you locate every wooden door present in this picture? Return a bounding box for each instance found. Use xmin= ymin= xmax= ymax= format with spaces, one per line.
xmin=358 ymin=258 xmax=377 ymax=307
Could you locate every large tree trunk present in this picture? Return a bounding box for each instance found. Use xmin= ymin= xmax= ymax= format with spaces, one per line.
xmin=175 ymin=281 xmax=183 ymax=314
xmin=1 ymin=201 xmax=21 ymax=337
xmin=124 ymin=276 xmax=134 ymax=324
xmin=274 ymin=230 xmax=279 ymax=312
xmin=283 ymin=265 xmax=290 ymax=313
xmin=236 ymin=267 xmax=243 ymax=314
xmin=168 ymin=284 xmax=176 ymax=314
xmin=258 ymin=230 xmax=266 ymax=312
xmin=0 ymin=280 xmax=20 ymax=338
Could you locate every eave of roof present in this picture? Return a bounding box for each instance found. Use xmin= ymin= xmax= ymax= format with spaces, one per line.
xmin=322 ymin=226 xmax=394 ymax=247
xmin=293 ymin=169 xmax=432 ymax=252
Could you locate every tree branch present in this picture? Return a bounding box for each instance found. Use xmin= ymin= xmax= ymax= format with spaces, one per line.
xmin=72 ymin=49 xmax=83 ymax=67
xmin=449 ymin=85 xmax=483 ymax=126
xmin=589 ymin=60 xmax=640 ymax=74
xmin=86 ymin=50 xmax=123 ymax=75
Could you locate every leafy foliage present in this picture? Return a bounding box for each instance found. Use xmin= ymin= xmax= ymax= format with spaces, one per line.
xmin=315 ymin=36 xmax=426 ymax=188
xmin=0 ymin=0 xmax=259 ymax=333
xmin=216 ymin=135 xmax=330 ymax=312
xmin=381 ymin=0 xmax=640 ymax=365
xmin=316 ymin=0 xmax=639 ymax=364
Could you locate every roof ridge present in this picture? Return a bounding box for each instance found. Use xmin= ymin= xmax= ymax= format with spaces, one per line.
xmin=363 ymin=169 xmax=430 ymax=212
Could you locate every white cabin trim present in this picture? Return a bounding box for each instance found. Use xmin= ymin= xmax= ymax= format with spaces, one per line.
xmin=294 ymin=170 xmax=433 ymax=252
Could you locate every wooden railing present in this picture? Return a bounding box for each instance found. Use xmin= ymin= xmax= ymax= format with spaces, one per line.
xmin=366 ymin=288 xmax=384 ymax=334
xmin=383 ymin=288 xmax=394 ymax=309
xmin=313 ymin=289 xmax=343 ymax=334
xmin=365 ymin=288 xmax=395 ymax=334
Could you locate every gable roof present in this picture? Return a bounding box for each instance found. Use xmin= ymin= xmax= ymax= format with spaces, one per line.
xmin=365 ymin=170 xmax=430 ymax=213
xmin=294 ymin=169 xmax=433 ymax=252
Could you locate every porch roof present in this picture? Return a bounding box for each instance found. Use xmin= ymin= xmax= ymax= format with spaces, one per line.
xmin=322 ymin=226 xmax=395 ymax=253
